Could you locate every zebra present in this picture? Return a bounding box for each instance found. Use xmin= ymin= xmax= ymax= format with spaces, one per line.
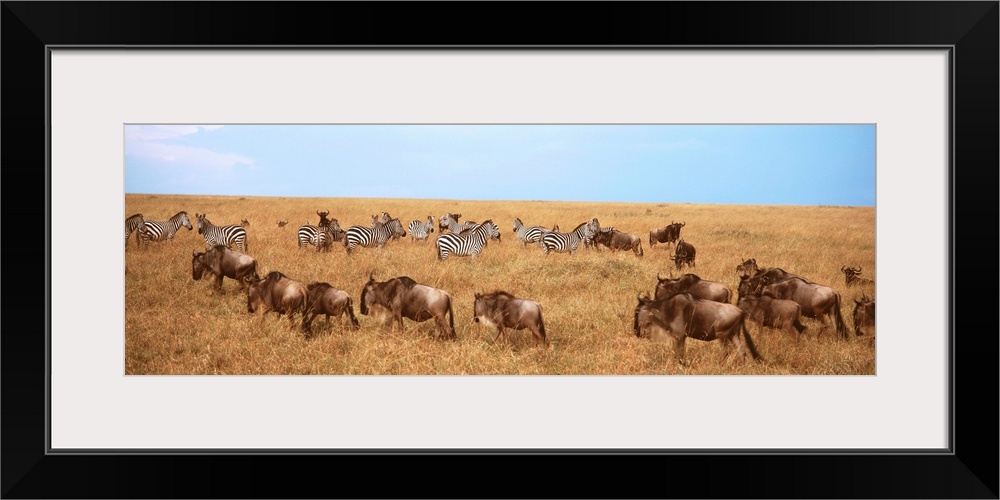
xmin=125 ymin=213 xmax=145 ymax=248
xmin=344 ymin=217 xmax=404 ymax=254
xmin=380 ymin=217 xmax=407 ymax=241
xmin=439 ymin=212 xmax=479 ymax=233
xmin=583 ymin=217 xmax=601 ymax=248
xmin=435 ymin=220 xmax=500 ymax=260
xmin=140 ymin=211 xmax=193 ymax=245
xmin=314 ymin=224 xmax=346 ymax=252
xmin=195 ymin=213 xmax=248 ymax=253
xmin=408 ymin=216 xmax=435 ymax=242
xmin=512 ymin=217 xmax=550 ymax=247
xmin=298 ymin=210 xmax=339 ymax=249
xmin=541 ymin=221 xmax=594 ymax=255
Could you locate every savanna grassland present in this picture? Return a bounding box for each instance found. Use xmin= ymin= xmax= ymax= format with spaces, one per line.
xmin=125 ymin=194 xmax=875 ymax=375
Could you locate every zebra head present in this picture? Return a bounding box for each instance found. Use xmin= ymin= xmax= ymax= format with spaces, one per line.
xmin=380 ymin=211 xmax=392 ymax=223
xmin=177 ymin=212 xmax=193 ymax=231
xmin=195 ymin=213 xmax=207 ymax=234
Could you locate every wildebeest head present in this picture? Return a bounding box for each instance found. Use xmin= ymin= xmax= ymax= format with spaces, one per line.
xmin=316 ymin=210 xmax=331 ymax=227
xmin=736 ymin=258 xmax=759 ymax=277
xmin=241 ymin=218 xmax=250 ymax=227
xmin=277 ymin=220 xmax=288 ymax=228
xmin=670 ymin=239 xmax=696 ymax=269
xmin=853 ymin=293 xmax=875 ymax=336
xmin=191 ymin=250 xmax=208 ymax=281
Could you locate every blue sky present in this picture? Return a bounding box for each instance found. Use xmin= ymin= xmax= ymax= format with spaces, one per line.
xmin=125 ymin=124 xmax=875 ymax=206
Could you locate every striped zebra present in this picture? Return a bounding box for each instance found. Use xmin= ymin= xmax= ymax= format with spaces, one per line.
xmin=583 ymin=217 xmax=601 ymax=249
xmin=435 ymin=220 xmax=500 ymax=260
xmin=299 ymin=211 xmax=342 ymax=249
xmin=438 ymin=212 xmax=477 ymax=233
xmin=380 ymin=217 xmax=406 ymax=241
xmin=408 ymin=216 xmax=435 ymax=242
xmin=512 ymin=217 xmax=551 ymax=247
xmin=344 ymin=217 xmax=404 ymax=254
xmin=195 ymin=213 xmax=248 ymax=253
xmin=125 ymin=213 xmax=145 ymax=248
xmin=140 ymin=211 xmax=193 ymax=245
xmin=314 ymin=225 xmax=346 ymax=252
xmin=541 ymin=221 xmax=594 ymax=255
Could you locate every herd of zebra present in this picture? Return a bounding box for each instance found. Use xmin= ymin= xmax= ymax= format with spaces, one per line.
xmin=126 ymin=210 xmax=622 ymax=260
xmin=125 ymin=212 xmax=248 ymax=251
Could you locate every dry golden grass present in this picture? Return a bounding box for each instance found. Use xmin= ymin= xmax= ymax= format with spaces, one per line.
xmin=125 ymin=194 xmax=875 ymax=375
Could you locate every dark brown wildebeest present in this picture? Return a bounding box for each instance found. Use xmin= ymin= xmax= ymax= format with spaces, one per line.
xmin=736 ymin=258 xmax=759 ymax=276
xmin=736 ymin=293 xmax=808 ymax=340
xmin=648 ymin=221 xmax=685 ymax=249
xmin=853 ymin=294 xmax=875 ymax=337
xmin=303 ymin=282 xmax=361 ymax=335
xmin=841 ymin=266 xmax=874 ymax=287
xmin=360 ymin=275 xmax=456 ymax=340
xmin=670 ymin=238 xmax=696 ymax=269
xmin=247 ymin=271 xmax=309 ymax=332
xmin=192 ymin=245 xmax=259 ymax=291
xmin=633 ymin=292 xmax=762 ymax=365
xmin=756 ymin=276 xmax=850 ymax=339
xmin=473 ymin=291 xmax=547 ymax=347
xmin=591 ymin=228 xmax=643 ymax=257
xmin=654 ymin=273 xmax=731 ymax=303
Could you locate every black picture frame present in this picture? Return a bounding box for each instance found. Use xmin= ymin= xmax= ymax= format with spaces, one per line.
xmin=3 ymin=2 xmax=996 ymax=498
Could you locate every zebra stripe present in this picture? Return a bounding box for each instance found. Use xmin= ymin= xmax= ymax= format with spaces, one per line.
xmin=542 ymin=221 xmax=594 ymax=255
xmin=435 ymin=220 xmax=499 ymax=260
xmin=125 ymin=213 xmax=145 ymax=248
xmin=513 ymin=217 xmax=551 ymax=247
xmin=140 ymin=211 xmax=193 ymax=244
xmin=299 ymin=218 xmax=342 ymax=248
xmin=196 ymin=213 xmax=248 ymax=253
xmin=383 ymin=218 xmax=406 ymax=241
xmin=344 ymin=218 xmax=399 ymax=254
xmin=408 ymin=216 xmax=435 ymax=242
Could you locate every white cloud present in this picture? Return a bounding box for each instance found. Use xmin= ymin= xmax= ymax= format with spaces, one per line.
xmin=125 ymin=125 xmax=253 ymax=179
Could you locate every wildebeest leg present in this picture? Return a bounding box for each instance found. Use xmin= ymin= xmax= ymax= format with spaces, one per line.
xmin=672 ymin=336 xmax=687 ymax=366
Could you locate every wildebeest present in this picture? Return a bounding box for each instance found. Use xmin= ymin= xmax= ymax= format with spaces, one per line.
xmin=246 ymin=271 xmax=309 ymax=332
xmin=736 ymin=257 xmax=759 ymax=276
xmin=852 ymin=294 xmax=875 ymax=336
xmin=241 ymin=218 xmax=250 ymax=227
xmin=473 ymin=291 xmax=547 ymax=347
xmin=360 ymin=275 xmax=456 ymax=340
xmin=303 ymin=282 xmax=361 ymax=335
xmin=841 ymin=266 xmax=875 ymax=287
xmin=670 ymin=238 xmax=696 ymax=268
xmin=591 ymin=228 xmax=644 ymax=257
xmin=633 ymin=292 xmax=762 ymax=365
xmin=755 ymin=276 xmax=850 ymax=339
xmin=736 ymin=293 xmax=808 ymax=340
xmin=654 ymin=273 xmax=731 ymax=303
xmin=192 ymin=245 xmax=259 ymax=291
xmin=649 ymin=221 xmax=684 ymax=248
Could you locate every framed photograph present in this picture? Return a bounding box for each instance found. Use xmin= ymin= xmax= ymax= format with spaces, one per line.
xmin=5 ymin=2 xmax=996 ymax=498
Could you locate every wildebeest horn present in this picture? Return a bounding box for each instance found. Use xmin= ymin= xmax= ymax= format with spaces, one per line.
xmin=853 ymin=266 xmax=862 ymax=273
xmin=657 ymin=272 xmax=664 ymax=281
xmin=841 ymin=265 xmax=848 ymax=272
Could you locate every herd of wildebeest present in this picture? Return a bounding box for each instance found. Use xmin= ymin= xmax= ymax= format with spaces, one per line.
xmin=126 ymin=209 xmax=876 ymax=365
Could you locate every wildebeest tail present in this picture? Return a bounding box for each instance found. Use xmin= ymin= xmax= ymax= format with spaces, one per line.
xmin=448 ymin=297 xmax=456 ymax=339
xmin=741 ymin=317 xmax=764 ymax=362
xmin=834 ymin=293 xmax=850 ymax=339
xmin=346 ymin=296 xmax=361 ymax=329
